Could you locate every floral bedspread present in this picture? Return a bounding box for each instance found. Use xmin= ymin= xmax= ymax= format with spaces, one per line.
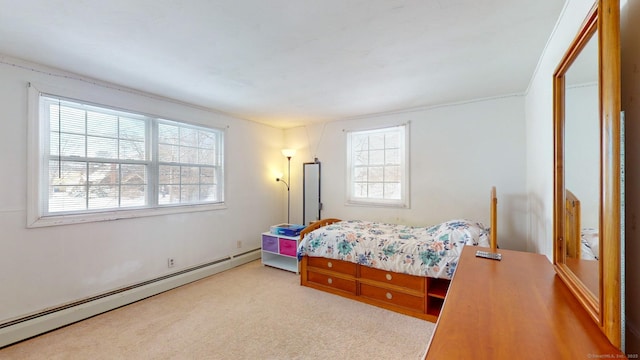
xmin=297 ymin=219 xmax=491 ymax=280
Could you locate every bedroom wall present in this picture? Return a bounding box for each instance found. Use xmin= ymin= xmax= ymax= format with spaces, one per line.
xmin=0 ymin=56 xmax=284 ymax=324
xmin=621 ymin=0 xmax=640 ymax=354
xmin=283 ymin=95 xmax=528 ymax=251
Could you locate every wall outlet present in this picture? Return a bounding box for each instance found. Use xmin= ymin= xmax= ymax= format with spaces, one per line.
xmin=236 ymin=240 xmax=242 ymax=249
xmin=167 ymin=258 xmax=175 ymax=268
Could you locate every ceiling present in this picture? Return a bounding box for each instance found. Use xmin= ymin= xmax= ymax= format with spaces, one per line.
xmin=0 ymin=0 xmax=565 ymax=128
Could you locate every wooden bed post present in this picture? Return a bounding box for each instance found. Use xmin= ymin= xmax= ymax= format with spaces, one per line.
xmin=490 ymin=186 xmax=498 ymax=252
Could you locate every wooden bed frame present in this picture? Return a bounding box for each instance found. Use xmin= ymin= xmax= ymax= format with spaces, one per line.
xmin=298 ymin=187 xmax=498 ymax=322
xmin=565 ymin=189 xmax=582 ymax=259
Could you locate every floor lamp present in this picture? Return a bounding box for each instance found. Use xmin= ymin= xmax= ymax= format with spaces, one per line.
xmin=276 ymin=149 xmax=296 ymax=223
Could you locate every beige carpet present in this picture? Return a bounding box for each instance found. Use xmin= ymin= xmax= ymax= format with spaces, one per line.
xmin=0 ymin=260 xmax=435 ymax=359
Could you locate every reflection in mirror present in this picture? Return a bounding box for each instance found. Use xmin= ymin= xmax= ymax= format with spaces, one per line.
xmin=563 ymin=29 xmax=599 ymax=299
xmin=303 ymin=161 xmax=321 ymax=225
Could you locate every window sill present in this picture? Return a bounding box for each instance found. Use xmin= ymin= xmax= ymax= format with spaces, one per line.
xmin=27 ymin=203 xmax=227 ymax=228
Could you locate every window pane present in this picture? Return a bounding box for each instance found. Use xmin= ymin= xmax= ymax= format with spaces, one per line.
xmin=384 ymin=166 xmax=401 ymax=182
xmin=88 ymin=185 xmax=118 ymax=209
xmin=198 ymin=148 xmax=215 ymax=165
xmin=159 ymin=165 xmax=180 ymax=184
xmin=354 ymin=150 xmax=368 ymax=166
xmin=384 ymin=183 xmax=401 ymax=200
xmin=89 ymin=163 xmax=118 ymax=184
xmin=87 ymin=112 xmax=117 ymax=137
xmin=50 ymin=161 xmax=87 ymax=186
xmin=59 ymin=133 xmax=86 ymax=157
xmin=369 ymin=166 xmax=384 ymax=181
xmin=200 ymin=185 xmax=217 ymax=201
xmin=87 ymin=136 xmax=117 ymax=159
xmin=180 ymin=146 xmax=198 ymax=164
xmin=159 ymin=123 xmax=179 ymax=144
xmin=200 ymin=167 xmax=215 ymax=184
xmin=59 ymin=106 xmax=85 ymax=134
xmin=120 ymin=140 xmax=145 ymax=160
xmin=121 ymin=185 xmax=146 ymax=207
xmin=159 ymin=185 xmax=180 ymax=204
xmin=159 ymin=144 xmax=179 ymax=162
xmin=369 ymin=150 xmax=384 ymax=165
xmin=385 ymin=149 xmax=400 ymax=165
xmin=181 ymin=185 xmax=199 ymax=202
xmin=120 ymin=117 xmax=145 ymax=141
xmin=181 ymin=166 xmax=199 ymax=184
xmin=368 ymin=183 xmax=384 ymax=199
xmin=354 ymin=167 xmax=368 ymax=181
xmin=199 ymin=131 xmax=215 ymax=149
xmin=49 ymin=185 xmax=86 ymax=212
xmin=352 ymin=135 xmax=368 ymax=151
xmin=180 ymin=127 xmax=198 ymax=147
xmin=49 ymin=160 xmax=87 ymax=212
xmin=354 ymin=182 xmax=367 ymax=198
xmin=385 ymin=132 xmax=400 ymax=148
xmin=122 ymin=164 xmax=146 ymax=184
xmin=369 ymin=133 xmax=385 ymax=150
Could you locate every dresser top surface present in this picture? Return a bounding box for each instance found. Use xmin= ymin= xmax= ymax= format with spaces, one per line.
xmin=425 ymin=246 xmax=623 ymax=359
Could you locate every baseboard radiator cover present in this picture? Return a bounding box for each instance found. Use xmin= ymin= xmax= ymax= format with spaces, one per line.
xmin=0 ymin=249 xmax=261 ymax=348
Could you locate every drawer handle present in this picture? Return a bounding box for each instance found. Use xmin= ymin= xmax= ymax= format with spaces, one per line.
xmin=385 ymin=273 xmax=392 ymax=281
xmin=327 ymin=278 xmax=333 ymax=284
xmin=386 ymin=292 xmax=393 ymax=300
xmin=327 ymin=261 xmax=333 ymax=268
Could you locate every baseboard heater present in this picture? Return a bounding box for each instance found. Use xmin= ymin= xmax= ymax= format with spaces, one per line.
xmin=0 ymin=249 xmax=261 ymax=348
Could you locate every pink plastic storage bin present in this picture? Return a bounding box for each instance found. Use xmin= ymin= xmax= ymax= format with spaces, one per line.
xmin=279 ymin=238 xmax=297 ymax=257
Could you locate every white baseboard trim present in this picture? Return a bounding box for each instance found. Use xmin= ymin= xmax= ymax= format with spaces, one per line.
xmin=0 ymin=249 xmax=261 ymax=348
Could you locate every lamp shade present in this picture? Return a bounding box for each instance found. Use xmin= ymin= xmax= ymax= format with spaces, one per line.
xmin=281 ymin=149 xmax=296 ymax=158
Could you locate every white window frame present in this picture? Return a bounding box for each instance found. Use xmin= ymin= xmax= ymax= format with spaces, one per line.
xmin=345 ymin=123 xmax=410 ymax=208
xmin=27 ymin=84 xmax=226 ymax=228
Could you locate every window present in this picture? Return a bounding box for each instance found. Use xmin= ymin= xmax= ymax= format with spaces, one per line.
xmin=30 ymin=92 xmax=224 ymax=226
xmin=346 ymin=124 xmax=409 ymax=207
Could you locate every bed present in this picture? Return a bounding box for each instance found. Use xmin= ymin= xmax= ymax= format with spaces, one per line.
xmin=297 ymin=187 xmax=498 ymax=322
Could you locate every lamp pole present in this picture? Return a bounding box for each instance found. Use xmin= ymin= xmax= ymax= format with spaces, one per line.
xmin=286 ymin=155 xmax=291 ymax=224
xmin=277 ymin=149 xmax=295 ymax=224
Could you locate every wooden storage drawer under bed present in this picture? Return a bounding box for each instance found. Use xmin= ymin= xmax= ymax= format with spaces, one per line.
xmin=359 ymin=266 xmax=425 ymax=292
xmin=359 ymin=283 xmax=426 ymax=313
xmin=300 ymin=256 xmax=449 ymax=322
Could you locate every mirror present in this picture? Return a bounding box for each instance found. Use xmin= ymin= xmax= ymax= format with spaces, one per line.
xmin=553 ymin=0 xmax=622 ymax=348
xmin=303 ymin=161 xmax=321 ymax=225
xmin=564 ymin=28 xmax=599 ymax=298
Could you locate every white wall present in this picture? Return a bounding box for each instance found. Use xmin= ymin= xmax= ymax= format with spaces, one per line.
xmin=284 ymin=96 xmax=528 ymax=251
xmin=0 ymin=56 xmax=285 ymax=323
xmin=621 ymin=0 xmax=640 ymax=353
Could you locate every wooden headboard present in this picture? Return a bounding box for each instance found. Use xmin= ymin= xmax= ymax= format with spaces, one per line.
xmin=565 ymin=189 xmax=581 ymax=259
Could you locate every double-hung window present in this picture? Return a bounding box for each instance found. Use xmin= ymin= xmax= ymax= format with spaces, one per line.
xmin=346 ymin=124 xmax=409 ymax=208
xmin=30 ymin=92 xmax=224 ymax=226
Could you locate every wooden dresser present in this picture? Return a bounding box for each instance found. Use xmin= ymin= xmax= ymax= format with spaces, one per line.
xmin=425 ymin=246 xmax=625 ymax=359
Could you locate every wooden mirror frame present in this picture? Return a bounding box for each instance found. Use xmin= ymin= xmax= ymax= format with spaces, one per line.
xmin=553 ymin=0 xmax=622 ymax=348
